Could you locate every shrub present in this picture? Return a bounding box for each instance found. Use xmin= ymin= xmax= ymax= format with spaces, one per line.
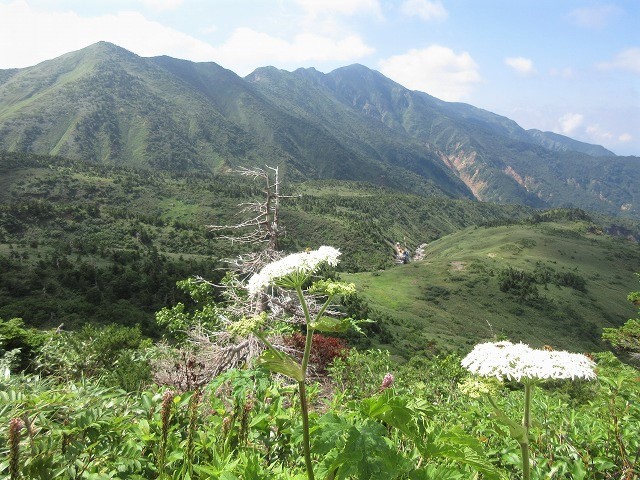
xmin=283 ymin=332 xmax=348 ymax=375
xmin=0 ymin=317 xmax=44 ymax=372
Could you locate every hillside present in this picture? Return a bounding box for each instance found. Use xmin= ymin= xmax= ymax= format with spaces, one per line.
xmin=0 ymin=42 xmax=638 ymax=216
xmin=0 ymin=151 xmax=534 ymax=331
xmin=249 ymin=64 xmax=640 ymax=217
xmin=344 ymin=218 xmax=640 ymax=357
xmin=3 ymin=151 xmax=639 ymax=356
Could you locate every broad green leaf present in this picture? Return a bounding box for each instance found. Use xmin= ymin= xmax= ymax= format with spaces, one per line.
xmin=360 ymin=394 xmax=392 ymax=418
xmin=320 ymin=419 xmax=413 ymax=480
xmin=256 ymin=349 xmax=304 ymax=381
xmin=313 ymin=413 xmax=351 ymax=456
xmin=220 ymin=473 xmax=240 ymax=480
xmin=309 ymin=316 xmax=351 ymax=333
xmin=409 ymin=465 xmax=465 ymax=479
xmin=361 ymin=391 xmax=420 ymax=439
xmin=429 ymin=445 xmax=505 ymax=480
xmin=419 ymin=434 xmax=505 ymax=480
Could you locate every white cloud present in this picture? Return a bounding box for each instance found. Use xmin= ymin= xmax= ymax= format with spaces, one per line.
xmin=586 ymin=124 xmax=614 ymax=140
xmin=568 ymin=5 xmax=621 ymax=29
xmin=296 ymin=0 xmax=382 ymax=19
xmin=212 ymin=28 xmax=374 ymax=74
xmin=619 ymin=133 xmax=632 ymax=142
xmin=558 ymin=113 xmax=584 ymax=135
xmin=504 ymin=56 xmax=536 ymax=76
xmin=0 ymin=1 xmax=218 ymax=68
xmin=0 ymin=1 xmax=374 ymax=75
xmin=597 ymin=48 xmax=640 ymax=74
xmin=378 ymin=45 xmax=480 ymax=101
xmin=400 ymin=0 xmax=448 ymax=21
xmin=138 ymin=0 xmax=184 ymax=11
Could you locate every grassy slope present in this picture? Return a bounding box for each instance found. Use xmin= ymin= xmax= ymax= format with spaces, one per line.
xmin=344 ymin=221 xmax=640 ymax=357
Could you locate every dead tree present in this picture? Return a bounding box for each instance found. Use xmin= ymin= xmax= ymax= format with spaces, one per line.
xmin=208 ymin=165 xmax=296 ymax=270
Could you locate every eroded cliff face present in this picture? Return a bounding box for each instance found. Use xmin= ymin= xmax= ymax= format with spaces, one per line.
xmin=438 ymin=147 xmax=486 ymax=200
xmin=503 ymin=166 xmax=526 ymax=189
xmin=503 ymin=166 xmax=542 ymax=194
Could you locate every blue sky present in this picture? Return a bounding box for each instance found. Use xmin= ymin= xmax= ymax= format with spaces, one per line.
xmin=1 ymin=0 xmax=638 ymax=155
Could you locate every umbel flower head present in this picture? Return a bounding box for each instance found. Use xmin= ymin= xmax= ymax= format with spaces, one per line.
xmin=461 ymin=341 xmax=596 ymax=382
xmin=247 ymin=246 xmax=341 ymax=296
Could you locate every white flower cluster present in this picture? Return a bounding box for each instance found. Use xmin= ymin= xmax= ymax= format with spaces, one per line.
xmin=461 ymin=341 xmax=596 ymax=382
xmin=247 ymin=246 xmax=341 ymax=296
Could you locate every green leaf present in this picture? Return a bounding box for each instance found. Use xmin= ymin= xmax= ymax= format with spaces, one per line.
xmin=256 ymin=349 xmax=304 ymax=381
xmin=324 ymin=420 xmax=413 ymax=480
xmin=313 ymin=413 xmax=351 ymax=456
xmin=360 ymin=391 xmax=422 ymax=440
xmin=220 ymin=473 xmax=240 ymax=480
xmin=419 ymin=432 xmax=506 ymax=480
xmin=309 ymin=316 xmax=351 ymax=333
xmin=409 ymin=465 xmax=465 ymax=479
xmin=427 ymin=444 xmax=505 ymax=480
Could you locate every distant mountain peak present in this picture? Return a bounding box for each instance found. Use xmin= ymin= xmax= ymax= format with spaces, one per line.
xmin=0 ymin=43 xmax=637 ymax=218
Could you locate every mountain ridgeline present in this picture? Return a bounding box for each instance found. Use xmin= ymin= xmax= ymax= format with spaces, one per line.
xmin=0 ymin=42 xmax=638 ymax=218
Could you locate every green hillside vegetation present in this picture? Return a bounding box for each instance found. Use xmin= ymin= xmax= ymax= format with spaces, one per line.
xmin=1 ymin=154 xmax=639 ymax=478
xmin=0 ymin=42 xmax=469 ymax=198
xmin=344 ymin=218 xmax=640 ymax=357
xmin=1 ymin=255 xmax=638 ymax=479
xmin=1 ymin=152 xmax=639 ymax=353
xmin=0 ymin=151 xmax=535 ymax=331
xmin=1 ymin=42 xmax=640 ymax=480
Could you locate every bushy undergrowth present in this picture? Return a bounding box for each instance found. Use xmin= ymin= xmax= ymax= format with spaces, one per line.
xmin=1 ymin=350 xmax=638 ymax=479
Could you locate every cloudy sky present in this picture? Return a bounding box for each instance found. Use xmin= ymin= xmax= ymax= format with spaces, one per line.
xmin=1 ymin=0 xmax=638 ymax=155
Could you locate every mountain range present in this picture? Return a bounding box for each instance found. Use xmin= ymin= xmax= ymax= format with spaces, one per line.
xmin=0 ymin=42 xmax=638 ymax=218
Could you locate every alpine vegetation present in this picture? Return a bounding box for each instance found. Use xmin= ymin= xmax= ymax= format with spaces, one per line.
xmin=249 ymin=246 xmax=357 ymax=480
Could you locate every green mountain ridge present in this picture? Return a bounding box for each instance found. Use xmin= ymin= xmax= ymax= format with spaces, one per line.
xmin=0 ymin=42 xmax=638 ymax=217
xmin=0 ymin=42 xmax=468 ymax=197
xmin=284 ymin=63 xmax=638 ymax=215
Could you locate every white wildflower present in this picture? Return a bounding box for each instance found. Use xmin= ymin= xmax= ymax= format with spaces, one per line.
xmin=461 ymin=341 xmax=596 ymax=382
xmin=247 ymin=246 xmax=341 ymax=296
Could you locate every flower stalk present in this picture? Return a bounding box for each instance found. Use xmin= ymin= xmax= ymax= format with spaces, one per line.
xmin=158 ymin=389 xmax=175 ymax=479
xmin=296 ymin=284 xmax=320 ymax=480
xmin=521 ymin=382 xmax=532 ymax=480
xmin=248 ymin=246 xmax=347 ymax=480
xmin=185 ymin=389 xmax=201 ymax=477
xmin=9 ymin=417 xmax=24 ymax=480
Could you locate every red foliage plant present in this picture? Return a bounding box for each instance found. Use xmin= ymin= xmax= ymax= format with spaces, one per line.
xmin=283 ymin=332 xmax=349 ymax=375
